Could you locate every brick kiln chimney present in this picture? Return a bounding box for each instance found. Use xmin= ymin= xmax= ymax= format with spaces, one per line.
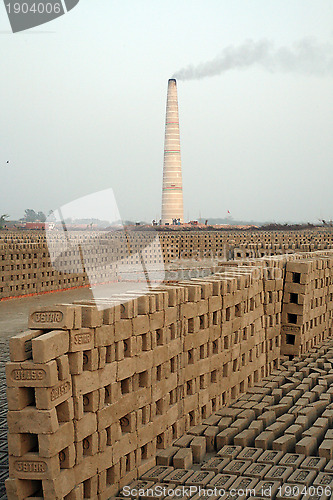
xmin=161 ymin=79 xmax=184 ymax=225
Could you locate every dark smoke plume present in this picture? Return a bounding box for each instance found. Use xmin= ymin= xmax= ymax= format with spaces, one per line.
xmin=173 ymin=38 xmax=333 ymax=81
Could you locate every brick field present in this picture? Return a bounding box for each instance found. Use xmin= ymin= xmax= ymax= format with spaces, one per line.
xmin=4 ymin=248 xmax=333 ymax=498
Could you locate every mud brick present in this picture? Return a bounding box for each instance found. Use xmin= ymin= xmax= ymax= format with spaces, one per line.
xmin=255 ymin=431 xmax=275 ymax=450
xmin=7 ymin=386 xmax=35 ymax=411
xmin=249 ymin=420 xmax=264 ymax=435
xmin=234 ymin=429 xmax=257 ymax=447
xmin=117 ymin=357 xmax=137 ymax=381
xmin=223 ymin=459 xmax=252 ymax=476
xmin=295 ymin=437 xmax=317 ymax=456
xmin=258 ymin=411 xmax=276 ymax=427
xmin=279 ymin=454 xmax=305 ymax=470
xmin=156 ymin=447 xmax=179 ymax=466
xmin=9 ymin=330 xmax=44 ymax=362
xmin=215 ymin=408 xmax=243 ymax=420
xmin=262 ymin=394 xmax=276 ymax=404
xmin=320 ymin=393 xmax=332 ymax=404
xmin=272 ymin=434 xmax=296 ymax=453
xmin=136 ymin=465 xmax=170 ymax=484
xmin=265 ymin=403 xmax=291 ymax=417
xmin=226 ymin=475 xmax=256 ymax=494
xmin=6 ymin=359 xmax=58 ymax=388
xmin=8 ymin=407 xmax=59 ymax=434
xmin=55 ymin=355 xmax=70 ymax=381
xmin=35 ymin=377 xmax=72 ymax=410
xmin=36 ymin=422 xmax=74 ymax=459
xmin=69 ymin=328 xmax=95 ymax=353
xmin=163 ymin=469 xmax=194 ymax=484
xmin=285 ymin=425 xmax=304 ymax=441
xmin=172 ymin=448 xmax=193 ymax=469
xmin=98 ymin=346 xmax=107 ymax=369
xmin=303 ymin=426 xmax=326 ymax=446
xmin=204 ymin=426 xmax=219 ymax=452
xmin=253 ymin=403 xmax=271 ymax=417
xmin=57 ymin=398 xmax=74 ymax=423
xmin=202 ymin=457 xmax=231 ymax=473
xmin=319 ymin=440 xmax=333 ymax=460
xmin=244 ymin=462 xmax=272 ymax=479
xmin=287 ymin=468 xmax=316 ymax=486
xmin=74 ymin=455 xmax=98 ymax=486
xmin=238 ymin=408 xmax=256 ymax=421
xmin=98 ymin=428 xmax=107 ymax=453
xmin=68 ymin=351 xmax=84 ymax=375
xmin=276 ymin=483 xmax=305 ymax=499
xmin=76 ymin=433 xmax=99 ymax=464
xmin=271 ymin=389 xmax=283 ymax=402
xmin=188 ymin=425 xmax=208 ymax=436
xmin=207 ymin=473 xmax=237 ymax=490
xmin=294 ymin=415 xmax=312 ymax=431
xmin=28 ymin=304 xmax=80 ymax=330
xmin=79 ymin=305 xmax=103 ymax=328
xmin=7 ymin=433 xmax=37 ymax=457
xmin=253 ymin=480 xmax=280 ymax=499
xmin=258 ymin=450 xmax=284 ymax=465
xmin=9 ymin=452 xmax=60 ymax=480
xmin=264 ymin=465 xmax=293 ymax=484
xmin=313 ymin=472 xmax=333 ymax=487
xmin=94 ymin=325 xmax=114 ymax=349
xmin=74 ymin=413 xmax=97 ymax=442
xmin=277 ymin=413 xmax=295 ymax=426
xmin=217 ymin=445 xmax=242 ymax=460
xmin=230 ymin=418 xmax=249 ymax=433
xmin=59 ymin=443 xmax=76 ymax=469
xmin=322 ymin=410 xmax=333 ymax=426
xmin=72 ymin=369 xmax=100 ymax=396
xmin=300 ymin=456 xmax=326 ymax=472
xmin=185 ymin=471 xmax=215 ymax=486
xmin=216 ymin=428 xmax=239 ymax=448
xmin=82 ymin=348 xmax=99 ymax=371
xmin=84 ymin=389 xmax=100 ymax=413
xmin=5 ymin=478 xmax=41 ymax=499
xmin=190 ymin=436 xmax=206 ymax=463
xmin=218 ymin=417 xmax=233 ymax=431
xmin=203 ymin=414 xmax=221 ymax=426
xmin=31 ymin=330 xmax=69 ymax=364
xmin=236 ymin=448 xmax=262 ymax=463
xmin=99 ymin=362 xmax=117 ymax=389
xmin=138 ymin=457 xmax=157 ymax=480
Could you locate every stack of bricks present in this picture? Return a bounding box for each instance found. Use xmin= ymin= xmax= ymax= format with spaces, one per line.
xmin=129 ymin=340 xmax=333 ymax=500
xmin=4 ymin=265 xmax=277 ymax=499
xmin=261 ymin=261 xmax=284 ymax=373
xmin=2 ymin=229 xmax=333 ymax=301
xmin=281 ymin=257 xmax=333 ymax=357
xmin=5 ymin=251 xmax=333 ymax=498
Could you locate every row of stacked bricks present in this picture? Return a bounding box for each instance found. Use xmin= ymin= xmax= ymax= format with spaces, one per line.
xmin=2 ymin=230 xmax=333 ymax=301
xmin=5 ymin=264 xmax=276 ymax=499
xmin=177 ymin=266 xmax=268 ymax=418
xmin=218 ymin=258 xmax=285 ymax=373
xmin=128 ymin=339 xmax=333 ymax=500
xmin=281 ymin=254 xmax=333 ymax=357
xmin=0 ymin=242 xmax=88 ymax=299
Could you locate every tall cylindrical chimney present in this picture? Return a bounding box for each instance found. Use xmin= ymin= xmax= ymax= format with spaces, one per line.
xmin=161 ymin=79 xmax=184 ymax=225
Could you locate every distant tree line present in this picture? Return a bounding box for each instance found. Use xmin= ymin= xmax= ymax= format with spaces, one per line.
xmin=21 ymin=209 xmax=47 ymax=222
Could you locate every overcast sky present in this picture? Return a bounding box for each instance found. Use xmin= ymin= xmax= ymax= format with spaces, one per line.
xmin=1 ymin=0 xmax=333 ymax=223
